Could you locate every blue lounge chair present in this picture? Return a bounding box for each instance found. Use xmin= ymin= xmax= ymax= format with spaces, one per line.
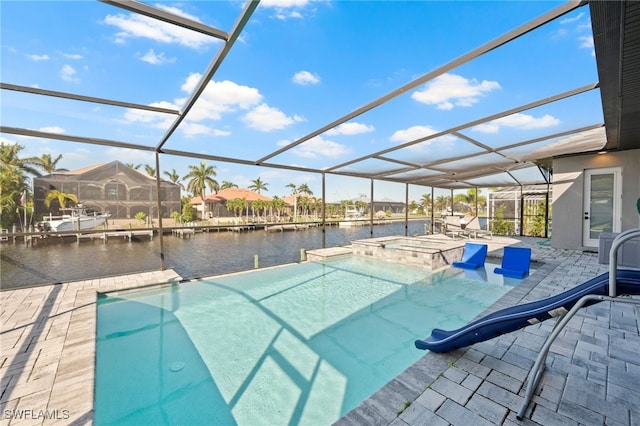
xmin=452 ymin=243 xmax=488 ymax=269
xmin=494 ymin=246 xmax=531 ymax=278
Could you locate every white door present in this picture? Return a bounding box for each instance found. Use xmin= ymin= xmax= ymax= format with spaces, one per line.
xmin=583 ymin=167 xmax=621 ymax=247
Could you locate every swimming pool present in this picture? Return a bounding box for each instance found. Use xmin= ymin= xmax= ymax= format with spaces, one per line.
xmin=95 ymin=256 xmax=515 ymax=425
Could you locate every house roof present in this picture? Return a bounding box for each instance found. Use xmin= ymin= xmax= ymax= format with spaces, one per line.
xmin=3 ymin=2 xmax=639 ymax=190
xmin=200 ymin=188 xmax=272 ymax=203
xmin=35 ymin=160 xmax=175 ymax=187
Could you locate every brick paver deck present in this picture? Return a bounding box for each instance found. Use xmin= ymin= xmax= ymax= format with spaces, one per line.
xmin=1 ymin=237 xmax=638 ymax=425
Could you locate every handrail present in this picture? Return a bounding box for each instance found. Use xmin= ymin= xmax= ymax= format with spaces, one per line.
xmin=517 ymin=227 xmax=640 ymax=420
xmin=608 ymin=228 xmax=640 ymax=297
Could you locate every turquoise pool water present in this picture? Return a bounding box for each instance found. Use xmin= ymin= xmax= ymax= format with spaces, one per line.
xmin=95 ymin=257 xmax=515 ymax=425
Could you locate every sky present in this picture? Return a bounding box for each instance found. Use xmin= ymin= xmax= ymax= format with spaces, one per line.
xmin=0 ymin=0 xmax=602 ymax=203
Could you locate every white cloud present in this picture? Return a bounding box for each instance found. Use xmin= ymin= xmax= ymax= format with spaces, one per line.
xmin=389 ymin=125 xmax=456 ymax=152
xmin=389 ymin=125 xmax=440 ymax=144
xmin=579 ymin=35 xmax=595 ymax=56
xmin=60 ymin=52 xmax=83 ymax=60
xmin=412 ymin=73 xmax=500 ymax=110
xmin=123 ymin=101 xmax=178 ymax=129
xmin=260 ymin=0 xmax=310 ymax=20
xmin=27 ymin=54 xmax=49 ymax=61
xmin=182 ymin=76 xmax=263 ymax=121
xmin=60 ymin=64 xmax=79 ymax=82
xmin=140 ymin=49 xmax=176 ymax=65
xmin=243 ymin=104 xmax=303 ymax=131
xmin=292 ymin=70 xmax=320 ymax=85
xmin=122 ymin=74 xmax=299 ymax=134
xmin=560 ymin=12 xmax=584 ymax=25
xmin=180 ymin=122 xmax=231 ymax=138
xmin=472 ymin=113 xmax=560 ymax=133
xmin=261 ymin=0 xmax=309 ymax=7
xmin=38 ymin=126 xmax=65 ymax=134
xmin=280 ymin=136 xmax=351 ymax=158
xmin=326 ymin=122 xmax=375 ymax=136
xmin=103 ymin=7 xmax=216 ymax=49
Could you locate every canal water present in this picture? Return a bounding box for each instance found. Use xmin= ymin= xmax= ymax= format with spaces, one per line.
xmin=0 ymin=220 xmax=430 ymax=290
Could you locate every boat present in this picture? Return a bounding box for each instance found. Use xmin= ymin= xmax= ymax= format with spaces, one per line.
xmin=37 ymin=205 xmax=111 ymax=232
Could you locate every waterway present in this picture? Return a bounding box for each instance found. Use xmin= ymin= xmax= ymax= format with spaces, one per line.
xmin=0 ymin=220 xmax=431 ymax=290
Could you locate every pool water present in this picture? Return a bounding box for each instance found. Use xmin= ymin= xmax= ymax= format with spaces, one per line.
xmin=95 ymin=256 xmax=515 ymax=425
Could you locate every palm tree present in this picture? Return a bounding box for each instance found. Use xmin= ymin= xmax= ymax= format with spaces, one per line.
xmin=249 ymin=177 xmax=269 ymax=194
xmin=183 ymin=162 xmax=218 ymax=218
xmin=420 ymin=193 xmax=432 ymax=215
xmin=163 ymin=169 xmax=183 ymax=189
xmin=144 ymin=164 xmax=156 ymax=177
xmin=454 ymin=189 xmax=486 ymax=215
xmin=271 ymin=196 xmax=285 ymax=220
xmin=435 ymin=195 xmax=450 ymax=214
xmin=226 ymin=198 xmax=247 ymax=224
xmin=286 ymin=183 xmax=298 ymax=221
xmin=0 ymin=143 xmax=41 ymax=228
xmin=252 ymin=199 xmax=268 ymax=221
xmin=35 ymin=153 xmax=67 ymax=174
xmin=221 ymin=181 xmax=238 ymax=190
xmin=44 ymin=189 xmax=78 ymax=212
xmin=125 ymin=163 xmax=142 ymax=170
xmin=297 ymin=183 xmax=313 ymax=196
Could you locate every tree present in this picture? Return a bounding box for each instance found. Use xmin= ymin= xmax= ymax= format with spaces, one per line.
xmin=286 ymin=183 xmax=298 ymax=221
xmin=181 ymin=199 xmax=195 ymax=223
xmin=35 ymin=153 xmax=67 ymax=174
xmin=125 ymin=163 xmax=142 ymax=170
xmin=134 ymin=211 xmax=147 ymax=225
xmin=252 ymin=199 xmax=268 ymax=220
xmin=409 ymin=200 xmax=419 ymax=214
xmin=44 ymin=189 xmax=78 ymax=211
xmin=271 ymin=196 xmax=285 ymax=219
xmin=454 ymin=189 xmax=486 ymax=215
xmin=144 ymin=164 xmax=156 ymax=177
xmin=248 ymin=177 xmax=269 ymax=194
xmin=0 ymin=143 xmax=40 ymax=228
xmin=355 ymin=200 xmax=367 ymax=216
xmin=434 ymin=195 xmax=450 ymax=213
xmin=163 ymin=169 xmax=183 ymax=189
xmin=490 ymin=204 xmax=515 ymax=235
xmin=420 ymin=193 xmax=432 ymax=215
xmin=183 ymin=161 xmax=218 ymax=218
xmin=297 ymin=183 xmax=313 ymax=196
xmin=221 ymin=181 xmax=238 ymax=190
xmin=226 ymin=198 xmax=247 ymax=223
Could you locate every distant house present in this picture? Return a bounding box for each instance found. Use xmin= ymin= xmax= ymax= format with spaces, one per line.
xmin=193 ymin=188 xmax=272 ymax=219
xmin=33 ymin=161 xmax=181 ymax=220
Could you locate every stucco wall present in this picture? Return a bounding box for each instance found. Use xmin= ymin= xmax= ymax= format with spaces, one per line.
xmin=552 ymin=149 xmax=640 ymax=250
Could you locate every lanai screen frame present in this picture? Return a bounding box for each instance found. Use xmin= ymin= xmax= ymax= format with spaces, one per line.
xmin=1 ymin=0 xmax=604 ymax=269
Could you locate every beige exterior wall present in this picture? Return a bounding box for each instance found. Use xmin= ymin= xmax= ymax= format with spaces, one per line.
xmin=552 ymin=149 xmax=640 ymax=249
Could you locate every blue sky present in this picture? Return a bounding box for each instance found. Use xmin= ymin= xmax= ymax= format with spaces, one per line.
xmin=1 ymin=1 xmax=602 ymax=202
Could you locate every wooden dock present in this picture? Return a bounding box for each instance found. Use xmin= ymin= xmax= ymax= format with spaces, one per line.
xmin=76 ymin=230 xmax=154 ymax=242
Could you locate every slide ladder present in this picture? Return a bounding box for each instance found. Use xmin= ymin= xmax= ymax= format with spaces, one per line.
xmin=517 ymin=228 xmax=640 ymax=420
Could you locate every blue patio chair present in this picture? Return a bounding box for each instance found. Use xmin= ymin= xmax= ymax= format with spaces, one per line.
xmin=452 ymin=243 xmax=488 ymax=269
xmin=494 ymin=246 xmax=531 ymax=278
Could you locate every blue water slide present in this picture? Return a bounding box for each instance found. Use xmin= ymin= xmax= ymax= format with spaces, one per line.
xmin=415 ymin=269 xmax=640 ymax=352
